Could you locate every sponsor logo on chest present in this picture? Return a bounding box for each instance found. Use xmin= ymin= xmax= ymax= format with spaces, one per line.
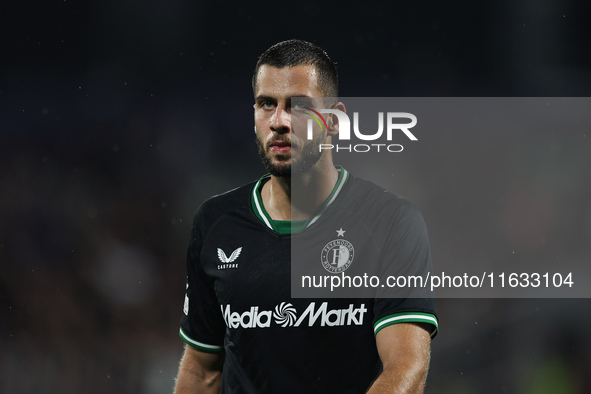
xmin=221 ymin=302 xmax=367 ymax=329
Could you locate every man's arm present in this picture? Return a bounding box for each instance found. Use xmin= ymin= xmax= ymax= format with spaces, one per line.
xmin=366 ymin=323 xmax=432 ymax=394
xmin=174 ymin=344 xmax=224 ymax=394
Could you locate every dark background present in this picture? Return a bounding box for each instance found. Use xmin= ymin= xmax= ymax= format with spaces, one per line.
xmin=2 ymin=1 xmax=591 ymax=393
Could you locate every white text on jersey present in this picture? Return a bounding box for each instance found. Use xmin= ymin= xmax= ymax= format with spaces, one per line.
xmin=220 ymin=302 xmax=367 ymax=329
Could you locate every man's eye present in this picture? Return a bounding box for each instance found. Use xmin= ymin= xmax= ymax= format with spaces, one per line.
xmin=292 ymin=101 xmax=307 ymax=111
xmin=260 ymin=101 xmax=275 ymax=109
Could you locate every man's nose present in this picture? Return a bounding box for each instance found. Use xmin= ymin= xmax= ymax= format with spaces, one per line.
xmin=270 ymin=106 xmax=290 ymax=134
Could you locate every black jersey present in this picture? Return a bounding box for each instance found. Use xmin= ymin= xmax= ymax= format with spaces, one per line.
xmin=179 ymin=168 xmax=438 ymax=393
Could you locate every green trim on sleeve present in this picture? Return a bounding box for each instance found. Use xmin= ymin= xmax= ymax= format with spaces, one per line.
xmin=374 ymin=312 xmax=439 ymax=339
xmin=179 ymin=327 xmax=224 ymax=352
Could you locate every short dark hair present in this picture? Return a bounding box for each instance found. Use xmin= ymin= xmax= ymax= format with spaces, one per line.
xmin=252 ymin=39 xmax=338 ymax=98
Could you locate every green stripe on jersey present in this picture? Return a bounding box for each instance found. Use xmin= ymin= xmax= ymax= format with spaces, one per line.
xmin=179 ymin=328 xmax=223 ymax=352
xmin=250 ymin=166 xmax=350 ymax=234
xmin=271 ymin=220 xmax=307 ymax=235
xmin=306 ymin=166 xmax=349 ymax=227
xmin=251 ymin=176 xmax=273 ymax=230
xmin=374 ymin=313 xmax=439 ymax=339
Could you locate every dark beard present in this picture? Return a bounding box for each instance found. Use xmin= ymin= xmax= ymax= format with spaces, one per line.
xmin=256 ymin=133 xmax=325 ymax=177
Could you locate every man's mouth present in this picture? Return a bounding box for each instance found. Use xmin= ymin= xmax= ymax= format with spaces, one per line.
xmin=269 ymin=141 xmax=292 ymax=154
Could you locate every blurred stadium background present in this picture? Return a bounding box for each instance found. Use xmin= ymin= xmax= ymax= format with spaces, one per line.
xmin=2 ymin=1 xmax=591 ymax=393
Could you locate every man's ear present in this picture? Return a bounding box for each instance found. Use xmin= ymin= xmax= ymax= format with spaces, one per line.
xmin=326 ymin=102 xmax=346 ymax=137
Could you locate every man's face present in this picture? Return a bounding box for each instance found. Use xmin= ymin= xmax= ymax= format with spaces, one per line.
xmin=253 ymin=65 xmax=328 ymax=177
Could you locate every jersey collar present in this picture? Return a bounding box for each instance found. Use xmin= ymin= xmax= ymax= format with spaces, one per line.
xmin=251 ymin=166 xmax=350 ymax=234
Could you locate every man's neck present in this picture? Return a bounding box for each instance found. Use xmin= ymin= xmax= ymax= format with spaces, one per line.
xmin=261 ymin=165 xmax=339 ymax=221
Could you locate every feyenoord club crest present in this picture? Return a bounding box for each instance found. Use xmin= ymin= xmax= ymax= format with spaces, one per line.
xmin=321 ymin=229 xmax=354 ymax=273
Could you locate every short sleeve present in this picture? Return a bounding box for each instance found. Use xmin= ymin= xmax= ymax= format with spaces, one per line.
xmin=372 ymin=201 xmax=438 ymax=338
xmin=179 ymin=210 xmax=226 ymax=352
